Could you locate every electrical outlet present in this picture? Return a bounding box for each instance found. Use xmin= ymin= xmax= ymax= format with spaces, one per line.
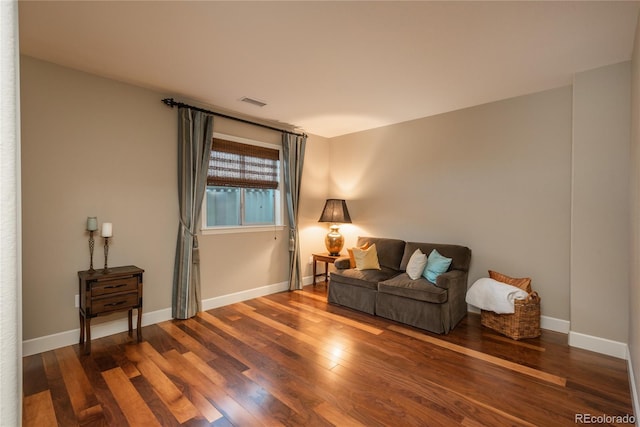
xmin=308 ymin=256 xmax=313 ymax=264
xmin=74 ymin=294 xmax=79 ymax=308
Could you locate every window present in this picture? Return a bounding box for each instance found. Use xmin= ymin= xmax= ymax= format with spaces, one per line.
xmin=202 ymin=134 xmax=282 ymax=233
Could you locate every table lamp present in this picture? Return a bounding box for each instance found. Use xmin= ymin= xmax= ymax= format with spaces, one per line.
xmin=318 ymin=199 xmax=352 ymax=256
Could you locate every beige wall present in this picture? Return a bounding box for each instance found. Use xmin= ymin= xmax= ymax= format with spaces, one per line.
xmin=21 ymin=56 xmax=176 ymax=340
xmin=571 ymin=62 xmax=631 ymax=343
xmin=329 ymin=86 xmax=573 ymax=320
xmin=20 ymin=56 xmax=329 ymax=340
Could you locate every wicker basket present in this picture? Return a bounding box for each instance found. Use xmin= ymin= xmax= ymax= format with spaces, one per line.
xmin=481 ymin=291 xmax=541 ymax=340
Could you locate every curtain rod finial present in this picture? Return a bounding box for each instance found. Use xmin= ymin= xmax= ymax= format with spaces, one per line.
xmin=162 ymin=98 xmax=175 ymax=108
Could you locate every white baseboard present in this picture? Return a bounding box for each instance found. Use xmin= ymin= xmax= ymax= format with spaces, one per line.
xmin=201 ymin=281 xmax=289 ymax=311
xmin=626 ymin=351 xmax=640 ymax=425
xmin=540 ymin=315 xmax=570 ymax=334
xmin=22 ymin=281 xmax=290 ymax=357
xmin=22 ymin=311 xmax=153 ymax=357
xmin=569 ymin=331 xmax=628 ymax=360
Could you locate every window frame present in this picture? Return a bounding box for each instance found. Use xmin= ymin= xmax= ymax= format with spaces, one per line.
xmin=201 ymin=133 xmax=285 ymax=235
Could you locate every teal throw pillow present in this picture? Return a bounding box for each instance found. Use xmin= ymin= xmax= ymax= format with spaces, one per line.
xmin=423 ymin=249 xmax=452 ymax=283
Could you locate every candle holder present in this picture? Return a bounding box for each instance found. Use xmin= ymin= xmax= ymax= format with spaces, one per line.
xmin=88 ymin=230 xmax=95 ymax=272
xmin=103 ymin=237 xmax=111 ymax=273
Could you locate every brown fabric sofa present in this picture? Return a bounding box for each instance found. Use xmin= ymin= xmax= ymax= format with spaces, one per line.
xmin=328 ymin=237 xmax=472 ymax=334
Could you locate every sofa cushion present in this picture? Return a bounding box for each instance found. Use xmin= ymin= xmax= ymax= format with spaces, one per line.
xmin=378 ymin=273 xmax=448 ymax=304
xmin=356 ymin=237 xmax=406 ymax=271
xmin=330 ymin=267 xmax=399 ymax=290
xmin=400 ymin=242 xmax=471 ymax=273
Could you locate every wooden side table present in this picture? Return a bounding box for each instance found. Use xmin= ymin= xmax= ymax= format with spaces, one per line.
xmin=312 ymin=253 xmax=342 ymax=284
xmin=78 ymin=265 xmax=144 ymax=354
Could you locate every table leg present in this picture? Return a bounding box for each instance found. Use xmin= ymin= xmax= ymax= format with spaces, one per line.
xmin=137 ymin=307 xmax=143 ymax=342
xmin=79 ymin=311 xmax=85 ymax=344
xmin=324 ymin=261 xmax=329 ymax=283
xmin=85 ymin=317 xmax=91 ymax=355
xmin=312 ymin=258 xmax=317 ymax=285
xmin=127 ymin=309 xmax=133 ymax=337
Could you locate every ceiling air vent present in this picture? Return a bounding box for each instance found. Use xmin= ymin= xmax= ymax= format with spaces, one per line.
xmin=240 ymin=96 xmax=267 ymax=107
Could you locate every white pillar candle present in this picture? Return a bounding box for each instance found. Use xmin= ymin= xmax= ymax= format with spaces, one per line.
xmin=101 ymin=222 xmax=113 ymax=237
xmin=86 ymin=217 xmax=98 ymax=231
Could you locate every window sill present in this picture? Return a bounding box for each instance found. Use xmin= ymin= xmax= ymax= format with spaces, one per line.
xmin=201 ymin=225 xmax=286 ymax=235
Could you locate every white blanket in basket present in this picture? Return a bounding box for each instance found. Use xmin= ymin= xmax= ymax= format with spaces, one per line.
xmin=465 ymin=278 xmax=529 ymax=314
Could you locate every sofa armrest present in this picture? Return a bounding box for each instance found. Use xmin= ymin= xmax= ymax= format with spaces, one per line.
xmin=435 ymin=270 xmax=466 ymax=290
xmin=334 ymin=257 xmax=351 ymax=270
xmin=437 ymin=269 xmax=470 ymax=331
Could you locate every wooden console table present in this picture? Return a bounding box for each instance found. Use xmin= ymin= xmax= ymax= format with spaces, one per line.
xmin=312 ymin=253 xmax=342 ymax=284
xmin=78 ymin=265 xmax=144 ymax=354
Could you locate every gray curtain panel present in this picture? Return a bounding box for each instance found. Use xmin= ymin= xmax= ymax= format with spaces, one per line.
xmin=172 ymin=107 xmax=213 ymax=319
xmin=282 ymin=133 xmax=307 ymax=290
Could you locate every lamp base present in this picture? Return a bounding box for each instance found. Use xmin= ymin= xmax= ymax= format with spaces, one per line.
xmin=325 ymin=225 xmax=344 ymax=256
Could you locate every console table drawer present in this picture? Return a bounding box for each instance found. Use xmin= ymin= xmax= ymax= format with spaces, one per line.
xmin=92 ymin=292 xmax=139 ymax=315
xmin=92 ymin=276 xmax=138 ymax=297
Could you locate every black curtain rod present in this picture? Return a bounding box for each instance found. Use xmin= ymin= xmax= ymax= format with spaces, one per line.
xmin=162 ymin=98 xmax=307 ymax=138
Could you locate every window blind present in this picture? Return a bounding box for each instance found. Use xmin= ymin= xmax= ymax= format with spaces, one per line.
xmin=208 ymin=138 xmax=280 ymax=189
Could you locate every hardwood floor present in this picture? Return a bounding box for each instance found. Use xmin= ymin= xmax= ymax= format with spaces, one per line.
xmin=23 ymin=283 xmax=634 ymax=426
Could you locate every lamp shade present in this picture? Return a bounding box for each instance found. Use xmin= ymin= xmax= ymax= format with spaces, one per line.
xmin=318 ymin=199 xmax=352 ymax=224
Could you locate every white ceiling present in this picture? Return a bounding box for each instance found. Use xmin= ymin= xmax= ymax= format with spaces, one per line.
xmin=18 ymin=1 xmax=640 ymax=138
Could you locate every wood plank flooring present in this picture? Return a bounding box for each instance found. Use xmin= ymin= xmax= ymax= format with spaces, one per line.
xmin=23 ymin=283 xmax=635 ymax=426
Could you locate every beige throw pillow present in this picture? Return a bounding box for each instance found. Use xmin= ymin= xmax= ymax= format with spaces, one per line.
xmin=347 ymin=242 xmax=371 ymax=268
xmin=352 ymin=244 xmax=381 ymax=270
